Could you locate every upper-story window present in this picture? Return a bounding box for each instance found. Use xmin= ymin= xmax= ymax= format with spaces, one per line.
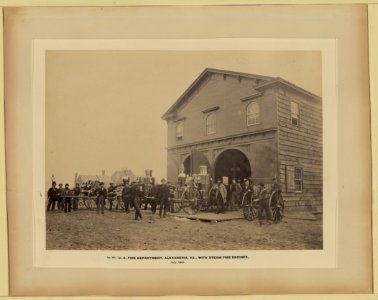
xmin=206 ymin=113 xmax=216 ymax=135
xmin=294 ymin=167 xmax=303 ymax=192
xmin=247 ymin=102 xmax=260 ymax=126
xmin=176 ymin=122 xmax=184 ymax=141
xmin=291 ymin=101 xmax=300 ymax=126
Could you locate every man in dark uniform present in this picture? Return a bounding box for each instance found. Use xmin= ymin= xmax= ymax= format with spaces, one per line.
xmin=57 ymin=183 xmax=64 ymax=211
xmin=215 ymin=179 xmax=227 ymax=214
xmin=107 ymin=182 xmax=116 ymax=211
xmin=72 ymin=183 xmax=81 ymax=211
xmin=271 ymin=177 xmax=282 ymax=193
xmin=122 ymin=179 xmax=132 ymax=213
xmin=254 ymin=183 xmax=273 ymax=225
xmin=230 ymin=179 xmax=242 ymax=211
xmin=157 ymin=178 xmax=170 ymax=218
xmin=148 ymin=182 xmax=158 ymax=214
xmin=47 ymin=181 xmax=59 ymax=211
xmin=96 ymin=182 xmax=107 ymax=215
xmin=63 ymin=184 xmax=72 ymax=213
xmin=131 ymin=181 xmax=143 ymax=220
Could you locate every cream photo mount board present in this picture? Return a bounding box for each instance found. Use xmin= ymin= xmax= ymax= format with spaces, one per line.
xmin=4 ymin=5 xmax=372 ymax=296
xmin=33 ymin=38 xmax=335 ymax=269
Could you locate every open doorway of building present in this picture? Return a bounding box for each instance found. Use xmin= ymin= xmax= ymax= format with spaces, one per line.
xmin=213 ymin=149 xmax=251 ymax=182
xmin=182 ymin=151 xmax=211 ymax=176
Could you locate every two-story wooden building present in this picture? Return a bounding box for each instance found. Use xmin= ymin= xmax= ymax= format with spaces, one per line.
xmin=162 ymin=68 xmax=322 ymax=208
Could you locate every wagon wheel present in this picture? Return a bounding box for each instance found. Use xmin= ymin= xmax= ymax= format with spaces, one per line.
xmin=119 ymin=198 xmax=125 ymax=210
xmin=242 ymin=190 xmax=253 ymax=219
xmin=180 ymin=187 xmax=200 ymax=215
xmin=180 ymin=188 xmax=192 ymax=214
xmin=207 ymin=189 xmax=216 ymax=212
xmin=272 ymin=193 xmax=284 ymax=222
xmin=170 ymin=199 xmax=180 ymax=213
xmin=245 ymin=205 xmax=258 ymax=221
xmin=105 ymin=198 xmax=111 ymax=209
xmin=189 ymin=189 xmax=202 ymax=215
xmin=272 ymin=206 xmax=282 ymax=222
xmin=78 ymin=197 xmax=86 ymax=209
xmin=84 ymin=197 xmax=96 ymax=210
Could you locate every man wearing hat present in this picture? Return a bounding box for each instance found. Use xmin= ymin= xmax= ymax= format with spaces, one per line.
xmin=96 ymin=182 xmax=107 ymax=215
xmin=230 ymin=179 xmax=242 ymax=211
xmin=47 ymin=181 xmax=59 ymax=211
xmin=107 ymin=182 xmax=116 ymax=211
xmin=214 ymin=179 xmax=227 ymax=214
xmin=130 ymin=181 xmax=143 ymax=220
xmin=254 ymin=183 xmax=273 ymax=225
xmin=122 ymin=178 xmax=132 ymax=213
xmin=63 ymin=184 xmax=72 ymax=213
xmin=72 ymin=183 xmax=81 ymax=211
xmin=157 ymin=178 xmax=170 ymax=218
xmin=57 ymin=183 xmax=64 ymax=211
xmin=271 ymin=177 xmax=282 ymax=194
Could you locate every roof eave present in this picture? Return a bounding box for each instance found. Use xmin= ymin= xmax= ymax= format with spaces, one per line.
xmin=255 ymin=78 xmax=321 ymax=101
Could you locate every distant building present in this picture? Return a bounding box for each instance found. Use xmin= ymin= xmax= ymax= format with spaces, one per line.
xmin=111 ymin=168 xmax=136 ymax=185
xmin=162 ymin=68 xmax=322 ymax=208
xmin=75 ymin=170 xmax=112 ymax=187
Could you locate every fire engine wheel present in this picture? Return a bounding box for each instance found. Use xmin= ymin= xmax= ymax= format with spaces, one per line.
xmin=78 ymin=198 xmax=86 ymax=209
xmin=243 ymin=205 xmax=249 ymax=219
xmin=272 ymin=206 xmax=283 ymax=222
xmin=170 ymin=201 xmax=180 ymax=213
xmin=118 ymin=199 xmax=125 ymax=210
xmin=83 ymin=198 xmax=93 ymax=210
xmin=245 ymin=206 xmax=257 ymax=221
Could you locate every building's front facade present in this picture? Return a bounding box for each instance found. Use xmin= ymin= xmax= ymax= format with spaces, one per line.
xmin=162 ymin=68 xmax=322 ymax=208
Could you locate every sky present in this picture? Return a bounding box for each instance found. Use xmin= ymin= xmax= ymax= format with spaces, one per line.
xmin=45 ymin=50 xmax=321 ymax=188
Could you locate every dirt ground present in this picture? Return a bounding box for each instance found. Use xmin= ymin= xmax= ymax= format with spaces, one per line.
xmin=46 ymin=208 xmax=322 ymax=250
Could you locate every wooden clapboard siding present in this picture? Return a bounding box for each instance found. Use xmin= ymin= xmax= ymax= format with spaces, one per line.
xmin=277 ymin=92 xmax=322 ymax=209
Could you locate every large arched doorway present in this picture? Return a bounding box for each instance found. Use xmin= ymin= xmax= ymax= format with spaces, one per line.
xmin=182 ymin=151 xmax=211 ymax=175
xmin=214 ymin=149 xmax=251 ymax=182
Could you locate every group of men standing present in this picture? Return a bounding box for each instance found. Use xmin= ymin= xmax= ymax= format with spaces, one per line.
xmin=120 ymin=178 xmax=170 ymax=219
xmin=46 ymin=181 xmax=81 ymax=213
xmin=46 ymin=177 xmax=172 ymax=221
xmin=209 ymin=178 xmax=243 ymax=214
xmin=47 ymin=175 xmax=282 ymax=224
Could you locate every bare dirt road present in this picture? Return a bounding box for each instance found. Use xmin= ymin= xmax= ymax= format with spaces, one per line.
xmin=46 ymin=209 xmax=322 ymax=250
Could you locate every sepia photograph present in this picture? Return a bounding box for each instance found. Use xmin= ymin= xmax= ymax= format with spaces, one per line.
xmin=44 ymin=49 xmax=323 ymax=251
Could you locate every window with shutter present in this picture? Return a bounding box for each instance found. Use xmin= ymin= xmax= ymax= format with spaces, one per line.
xmin=286 ymin=165 xmax=295 ymax=192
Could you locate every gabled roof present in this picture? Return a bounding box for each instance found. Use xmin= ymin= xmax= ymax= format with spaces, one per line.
xmin=161 ymin=68 xmax=321 ymax=120
xmin=162 ymin=68 xmax=274 ymax=120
